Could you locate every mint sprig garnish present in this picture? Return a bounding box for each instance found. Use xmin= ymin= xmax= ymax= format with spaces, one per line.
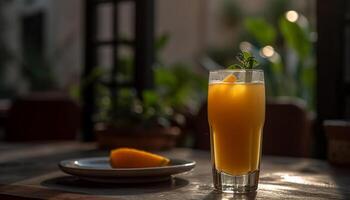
xmin=227 ymin=51 xmax=259 ymax=70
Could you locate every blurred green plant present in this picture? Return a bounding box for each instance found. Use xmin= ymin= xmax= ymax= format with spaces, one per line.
xmin=264 ymin=0 xmax=291 ymax=25
xmin=92 ymin=63 xmax=207 ymax=129
xmin=243 ymin=13 xmax=315 ymax=109
xmin=154 ymin=63 xmax=207 ymax=113
xmin=76 ymin=34 xmax=207 ymax=129
xmin=207 ymin=0 xmax=316 ymax=109
xmin=244 ymin=18 xmax=276 ymax=46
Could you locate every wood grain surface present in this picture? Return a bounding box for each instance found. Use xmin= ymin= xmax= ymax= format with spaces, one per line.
xmin=0 ymin=142 xmax=350 ymax=200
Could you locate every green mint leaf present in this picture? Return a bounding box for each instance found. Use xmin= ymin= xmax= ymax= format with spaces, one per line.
xmin=242 ymin=51 xmax=251 ymax=60
xmin=227 ymin=51 xmax=259 ymax=70
xmin=236 ymin=53 xmax=245 ymax=64
xmin=247 ymin=57 xmax=258 ymax=69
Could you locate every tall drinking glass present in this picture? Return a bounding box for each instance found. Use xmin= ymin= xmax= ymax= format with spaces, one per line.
xmin=208 ymin=69 xmax=265 ymax=193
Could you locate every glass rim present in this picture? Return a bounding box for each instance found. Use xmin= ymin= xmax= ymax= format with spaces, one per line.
xmin=209 ymin=69 xmax=264 ymax=73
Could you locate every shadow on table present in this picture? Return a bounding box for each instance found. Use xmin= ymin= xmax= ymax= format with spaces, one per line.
xmin=203 ymin=191 xmax=257 ymax=200
xmin=41 ymin=175 xmax=189 ymax=196
xmin=328 ymin=168 xmax=350 ymax=198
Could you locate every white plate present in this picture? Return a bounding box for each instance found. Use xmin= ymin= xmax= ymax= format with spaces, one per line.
xmin=59 ymin=157 xmax=196 ymax=183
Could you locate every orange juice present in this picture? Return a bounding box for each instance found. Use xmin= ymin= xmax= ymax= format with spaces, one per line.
xmin=208 ymin=81 xmax=265 ymax=175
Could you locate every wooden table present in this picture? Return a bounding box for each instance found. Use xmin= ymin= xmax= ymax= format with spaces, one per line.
xmin=0 ymin=142 xmax=350 ymax=200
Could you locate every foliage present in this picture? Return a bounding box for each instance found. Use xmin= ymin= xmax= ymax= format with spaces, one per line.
xmin=244 ymin=19 xmax=276 ymax=46
xmin=207 ymin=0 xmax=316 ymax=109
xmin=154 ymin=64 xmax=207 ymax=112
xmin=243 ymin=15 xmax=315 ymax=109
xmin=264 ymin=0 xmax=291 ymax=25
xmin=90 ymin=35 xmax=207 ymax=129
xmin=92 ymin=65 xmax=206 ymax=128
xmin=228 ymin=51 xmax=259 ymax=69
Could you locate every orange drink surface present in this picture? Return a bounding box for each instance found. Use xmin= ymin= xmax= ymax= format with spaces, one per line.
xmin=208 ymin=80 xmax=265 ymax=175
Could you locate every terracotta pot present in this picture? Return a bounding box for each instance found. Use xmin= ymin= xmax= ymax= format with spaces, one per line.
xmin=95 ymin=123 xmax=181 ymax=150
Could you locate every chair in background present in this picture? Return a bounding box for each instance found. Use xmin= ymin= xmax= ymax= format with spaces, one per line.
xmin=193 ymin=97 xmax=313 ymax=157
xmin=263 ymin=98 xmax=313 ymax=157
xmin=5 ymin=92 xmax=81 ymax=141
xmin=323 ymin=120 xmax=350 ymax=166
xmin=193 ymin=102 xmax=211 ymax=150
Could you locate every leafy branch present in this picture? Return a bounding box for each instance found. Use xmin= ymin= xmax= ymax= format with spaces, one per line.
xmin=228 ymin=51 xmax=259 ymax=69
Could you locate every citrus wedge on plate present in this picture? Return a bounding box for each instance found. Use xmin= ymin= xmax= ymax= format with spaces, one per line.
xmin=110 ymin=148 xmax=170 ymax=168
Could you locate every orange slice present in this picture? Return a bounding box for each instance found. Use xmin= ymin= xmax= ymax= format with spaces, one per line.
xmin=110 ymin=148 xmax=170 ymax=168
xmin=223 ymin=74 xmax=237 ymax=83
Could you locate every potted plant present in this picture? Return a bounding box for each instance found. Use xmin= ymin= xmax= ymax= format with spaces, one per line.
xmin=94 ymin=87 xmax=180 ymax=150
xmin=75 ymin=34 xmax=206 ymax=150
xmin=93 ymin=63 xmax=207 ymax=150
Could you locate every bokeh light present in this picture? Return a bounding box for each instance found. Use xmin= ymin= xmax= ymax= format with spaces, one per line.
xmin=260 ymin=45 xmax=275 ymax=58
xmin=286 ymin=10 xmax=299 ymax=22
xmin=239 ymin=41 xmax=253 ymax=52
